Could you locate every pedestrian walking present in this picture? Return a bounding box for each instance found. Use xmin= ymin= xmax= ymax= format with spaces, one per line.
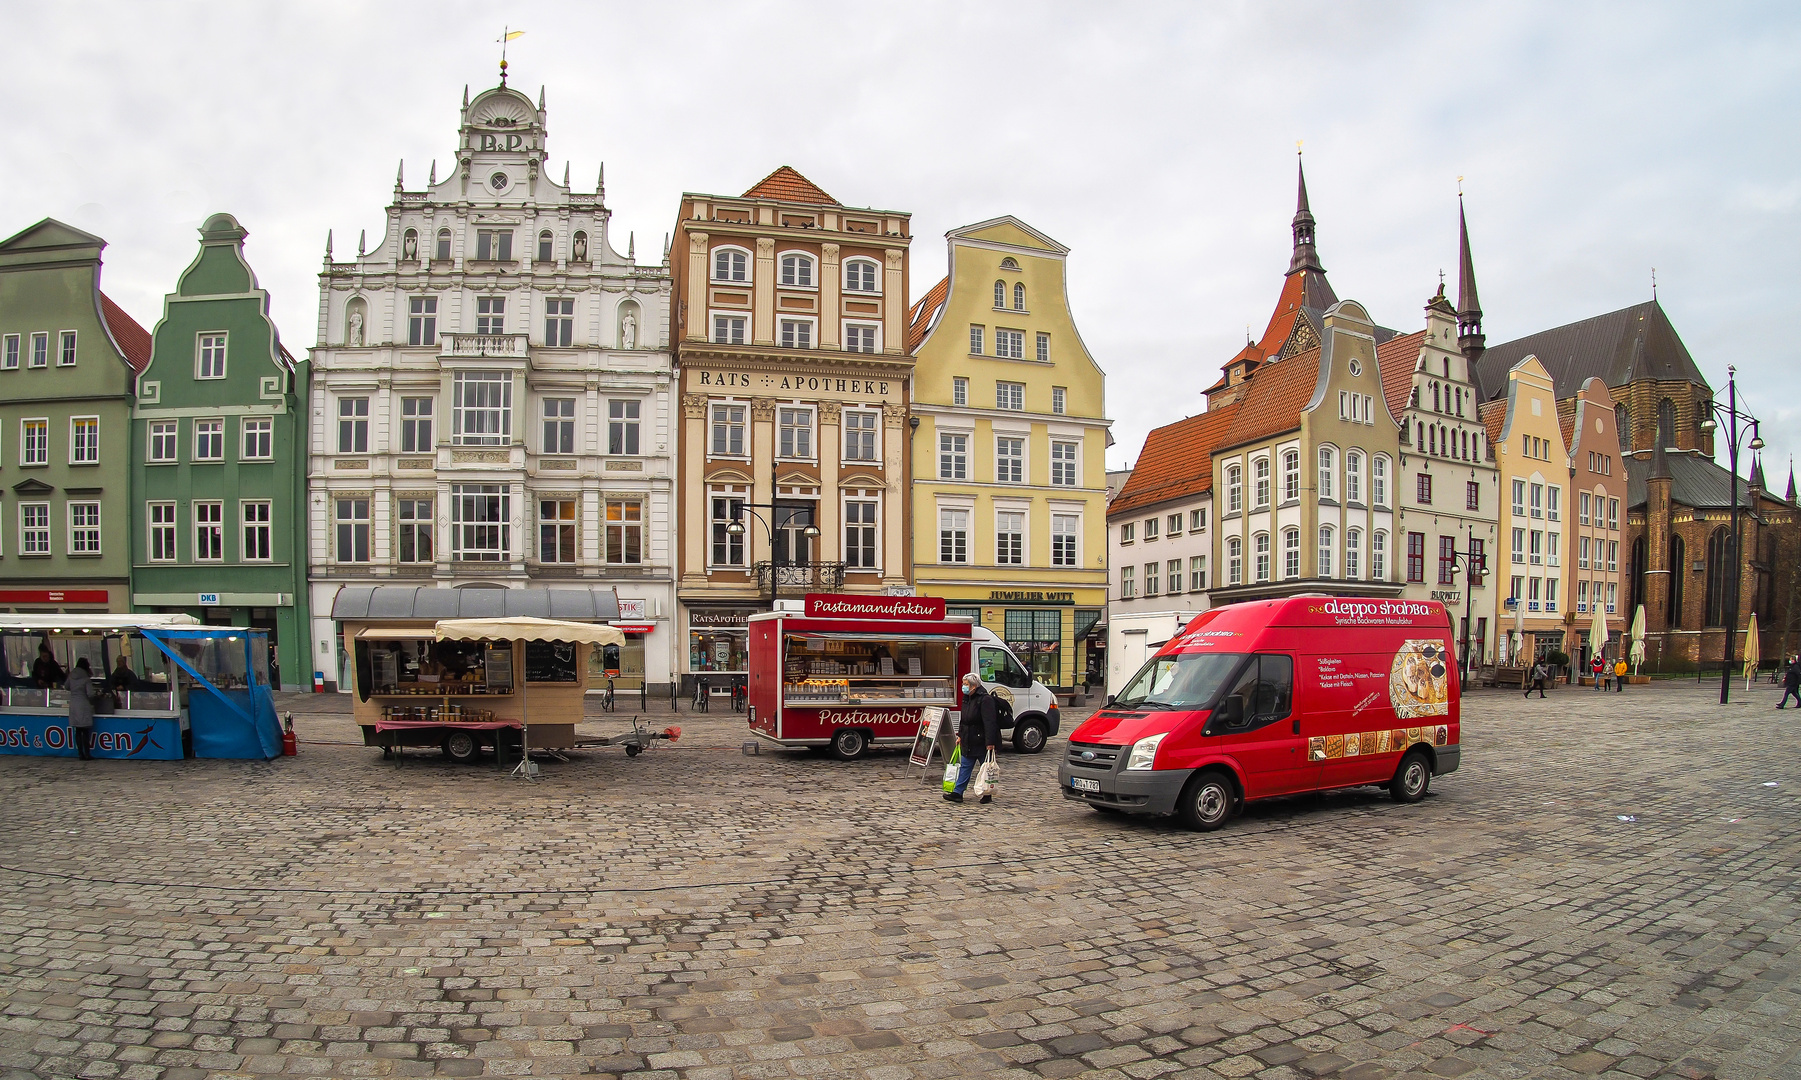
xmin=1525 ymin=659 xmax=1549 ymax=699
xmin=945 ymin=672 xmax=1000 ymax=804
xmin=1779 ymin=656 xmax=1800 ymax=710
xmin=1591 ymin=654 xmax=1605 ymax=691
xmin=1613 ymin=658 xmax=1627 ymax=693
xmin=66 ymin=657 xmax=95 ymax=760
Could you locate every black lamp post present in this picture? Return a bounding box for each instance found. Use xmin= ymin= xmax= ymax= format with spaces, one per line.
xmin=726 ymin=507 xmax=820 ymax=610
xmin=1448 ymin=543 xmax=1489 ymax=680
xmin=1697 ymin=365 xmax=1763 ymax=705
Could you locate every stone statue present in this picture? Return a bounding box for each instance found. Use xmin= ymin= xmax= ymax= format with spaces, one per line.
xmin=402 ymin=232 xmax=417 ymax=260
xmin=621 ymin=311 xmax=637 ymax=350
xmin=348 ymin=310 xmax=364 ymax=347
xmin=572 ymin=232 xmax=588 ymax=262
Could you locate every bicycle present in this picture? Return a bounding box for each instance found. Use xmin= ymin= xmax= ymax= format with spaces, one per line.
xmin=600 ymin=674 xmax=617 ymax=713
xmin=732 ymin=677 xmax=747 ymax=713
xmin=693 ymin=678 xmax=710 ymax=712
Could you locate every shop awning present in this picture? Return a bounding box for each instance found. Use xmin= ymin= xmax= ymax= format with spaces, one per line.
xmin=330 ymin=585 xmax=621 ymax=622
xmin=434 ymin=617 xmax=625 ymax=646
xmin=356 ymin=626 xmax=435 ymax=640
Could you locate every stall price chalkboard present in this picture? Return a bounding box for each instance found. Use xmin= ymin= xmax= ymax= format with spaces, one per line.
xmin=524 ymin=640 xmax=580 ymax=683
xmin=908 ymin=707 xmax=951 ymax=768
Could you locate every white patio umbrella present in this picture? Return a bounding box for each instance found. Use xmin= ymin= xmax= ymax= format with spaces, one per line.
xmin=434 ymin=617 xmax=626 ymax=779
xmin=1743 ymin=612 xmax=1761 ymax=691
xmin=1589 ymin=602 xmax=1610 ymax=683
xmin=1512 ymin=601 xmax=1526 ymax=666
xmin=1629 ymin=605 xmax=1647 ymax=674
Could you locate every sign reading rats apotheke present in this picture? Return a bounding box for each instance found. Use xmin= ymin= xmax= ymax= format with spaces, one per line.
xmin=692 ymin=369 xmax=899 ymax=401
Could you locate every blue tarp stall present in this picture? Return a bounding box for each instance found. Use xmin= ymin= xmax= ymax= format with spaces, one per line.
xmin=142 ymin=628 xmax=281 ymax=760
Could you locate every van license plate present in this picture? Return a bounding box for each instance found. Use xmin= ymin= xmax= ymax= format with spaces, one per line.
xmin=1070 ymin=777 xmax=1101 ymax=793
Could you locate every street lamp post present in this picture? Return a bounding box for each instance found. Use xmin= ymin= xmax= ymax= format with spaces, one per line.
xmin=1448 ymin=544 xmax=1489 ymax=680
xmin=725 ymin=506 xmax=820 ymax=610
xmin=1698 ymin=365 xmax=1763 ymax=706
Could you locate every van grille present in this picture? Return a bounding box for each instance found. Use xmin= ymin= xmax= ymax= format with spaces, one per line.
xmin=1067 ymin=741 xmax=1123 ymax=771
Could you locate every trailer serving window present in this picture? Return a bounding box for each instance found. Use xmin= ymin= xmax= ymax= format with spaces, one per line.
xmin=782 ymin=633 xmax=959 ymax=705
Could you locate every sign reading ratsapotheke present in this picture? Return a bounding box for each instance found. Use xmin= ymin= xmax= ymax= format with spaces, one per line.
xmin=804 ymin=593 xmax=947 ymax=621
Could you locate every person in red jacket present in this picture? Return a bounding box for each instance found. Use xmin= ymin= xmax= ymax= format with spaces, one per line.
xmin=1591 ymin=653 xmax=1605 ymax=692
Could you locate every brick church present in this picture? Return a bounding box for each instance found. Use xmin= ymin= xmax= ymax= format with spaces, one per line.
xmin=1477 ymin=303 xmax=1801 ymax=671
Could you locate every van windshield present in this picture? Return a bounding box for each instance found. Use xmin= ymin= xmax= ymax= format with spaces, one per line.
xmin=1115 ymin=652 xmax=1245 ymax=710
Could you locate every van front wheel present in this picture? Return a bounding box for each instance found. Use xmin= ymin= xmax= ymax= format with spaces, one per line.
xmin=1012 ymin=717 xmax=1047 ymax=754
xmin=1176 ymin=770 xmax=1236 ymax=831
xmin=1390 ymin=750 xmax=1431 ymax=803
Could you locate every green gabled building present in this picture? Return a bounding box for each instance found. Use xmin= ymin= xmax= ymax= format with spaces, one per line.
xmin=131 ymin=213 xmax=311 ymax=687
xmin=0 ymin=219 xmax=149 ymax=616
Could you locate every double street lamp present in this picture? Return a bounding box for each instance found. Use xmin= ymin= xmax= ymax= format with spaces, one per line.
xmin=1697 ymin=365 xmax=1763 ymax=706
xmin=725 ymin=506 xmax=820 ymax=610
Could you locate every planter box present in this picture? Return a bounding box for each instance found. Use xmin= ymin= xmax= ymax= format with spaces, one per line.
xmin=1625 ymin=675 xmax=1651 ymax=685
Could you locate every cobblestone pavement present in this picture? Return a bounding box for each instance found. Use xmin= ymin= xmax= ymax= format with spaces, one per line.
xmin=1 ymin=681 xmax=1797 ymax=1080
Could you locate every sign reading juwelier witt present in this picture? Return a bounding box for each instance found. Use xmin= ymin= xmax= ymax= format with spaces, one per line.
xmin=804 ymin=593 xmax=947 ymax=620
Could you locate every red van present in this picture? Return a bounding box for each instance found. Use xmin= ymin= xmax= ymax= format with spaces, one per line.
xmin=1060 ymin=596 xmax=1461 ymax=830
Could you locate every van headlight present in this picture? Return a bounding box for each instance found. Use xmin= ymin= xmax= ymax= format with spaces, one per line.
xmin=1125 ymin=732 xmax=1167 ymax=771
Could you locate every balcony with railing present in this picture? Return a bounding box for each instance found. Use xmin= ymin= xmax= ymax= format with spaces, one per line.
xmin=440 ymin=332 xmax=529 ymax=359
xmin=754 ymin=562 xmax=846 ymax=596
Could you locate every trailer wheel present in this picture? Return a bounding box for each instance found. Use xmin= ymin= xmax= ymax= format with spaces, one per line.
xmin=830 ymin=727 xmax=869 ymax=760
xmin=625 ymin=743 xmax=642 ymax=757
xmin=442 ymin=730 xmax=479 ymax=763
xmin=1390 ymin=750 xmax=1431 ymax=803
xmin=1176 ymin=770 xmax=1236 ymax=832
xmin=1012 ymin=717 xmax=1047 ymax=754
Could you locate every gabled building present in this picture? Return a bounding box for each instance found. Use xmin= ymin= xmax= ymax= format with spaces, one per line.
xmin=0 ymin=219 xmax=149 ymax=616
xmin=1560 ymin=377 xmax=1625 ymax=670
xmin=669 ymin=167 xmax=913 ymax=695
xmin=1107 ymin=402 xmax=1236 ymax=617
xmin=907 ymin=217 xmax=1110 ymax=689
xmin=1484 ymin=355 xmax=1570 ymax=665
xmin=131 ymin=214 xmax=311 ymax=687
xmin=308 ymin=76 xmax=675 ymax=693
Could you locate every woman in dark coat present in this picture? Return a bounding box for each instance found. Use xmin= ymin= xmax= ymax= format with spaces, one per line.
xmin=66 ymin=657 xmax=95 ymax=760
xmin=946 ymin=673 xmax=1000 ymax=804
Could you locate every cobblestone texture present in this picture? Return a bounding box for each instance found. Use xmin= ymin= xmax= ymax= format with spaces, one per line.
xmin=0 ymin=681 xmax=1796 ymax=1079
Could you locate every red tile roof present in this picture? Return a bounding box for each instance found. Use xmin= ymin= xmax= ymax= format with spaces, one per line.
xmin=1374 ymin=330 xmax=1425 ymax=420
xmin=1479 ymin=398 xmax=1507 ymax=449
xmin=741 ymin=166 xmax=839 ymax=206
xmin=1218 ymin=347 xmax=1321 ymax=452
xmin=907 ymin=276 xmax=948 ymax=352
xmin=1253 ymin=271 xmax=1311 ymax=358
xmin=1109 ymin=402 xmax=1241 ymax=518
xmin=101 ymin=293 xmax=151 ymax=373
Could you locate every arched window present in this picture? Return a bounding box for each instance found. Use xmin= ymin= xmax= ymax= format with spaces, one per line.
xmin=1227 ymin=536 xmax=1242 ymax=585
xmin=1254 ymin=458 xmax=1270 ymax=508
xmin=1317 ymin=446 xmax=1335 ymax=500
xmin=844 ymin=258 xmax=879 ymax=293
xmin=435 ymin=228 xmax=451 ymax=262
xmin=1254 ymin=532 xmax=1271 ymax=582
xmin=1345 ymin=528 xmax=1362 ymax=580
xmin=1318 ymin=525 xmax=1335 ymax=578
xmin=1371 ymin=530 xmax=1388 ymax=580
xmin=1429 ymin=426 xmax=1437 ymax=455
xmin=1704 ymin=526 xmax=1733 ymax=627
xmin=1630 ymin=535 xmax=1647 ymax=618
xmin=999 ymin=257 xmax=1020 ymax=271
xmin=994 ymin=280 xmax=1006 ymax=308
xmin=1657 ymin=397 xmax=1676 ymax=448
xmin=1432 ymin=383 xmax=1441 ymax=412
xmin=1372 ymin=455 xmax=1389 ymax=506
xmin=1346 ymin=451 xmax=1363 ymax=503
xmin=402 ymin=228 xmax=418 ymax=260
xmin=1227 ymin=464 xmax=1243 ymax=513
xmin=779 ymin=253 xmax=814 ymax=288
xmin=1417 ymin=421 xmax=1426 ymax=449
xmin=1282 ymin=450 xmax=1300 ymax=502
xmin=713 ymin=247 xmax=749 ymax=282
xmin=1668 ymin=535 xmax=1686 ymax=629
xmin=1013 ymin=283 xmax=1026 ymax=310
xmin=1283 ymin=528 xmax=1301 ymax=579
xmin=537 ymin=230 xmax=554 ymax=263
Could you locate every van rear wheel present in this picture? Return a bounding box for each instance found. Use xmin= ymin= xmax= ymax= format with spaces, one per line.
xmin=1390 ymin=750 xmax=1431 ymax=803
xmin=1176 ymin=770 xmax=1236 ymax=831
xmin=830 ymin=728 xmax=869 ymax=760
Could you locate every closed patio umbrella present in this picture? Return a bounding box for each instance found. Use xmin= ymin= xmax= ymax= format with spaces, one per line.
xmin=1589 ymin=603 xmax=1610 ymax=683
xmin=1743 ymin=612 xmax=1761 ymax=691
xmin=1629 ymin=605 xmax=1647 ymax=674
xmin=1512 ymin=601 xmax=1526 ymax=667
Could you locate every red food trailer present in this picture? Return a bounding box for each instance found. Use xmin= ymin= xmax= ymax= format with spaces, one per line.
xmin=748 ymin=593 xmax=973 ymax=759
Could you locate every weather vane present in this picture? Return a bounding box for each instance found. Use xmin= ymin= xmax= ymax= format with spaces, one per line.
xmin=1457 ymin=175 xmax=1464 ymax=196
xmin=498 ymin=27 xmax=524 ymax=82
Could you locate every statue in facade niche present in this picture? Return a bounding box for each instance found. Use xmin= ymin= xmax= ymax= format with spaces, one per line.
xmin=572 ymin=233 xmax=588 ymax=262
xmin=621 ymin=311 xmax=637 ymax=350
xmin=348 ymin=310 xmax=364 ymax=347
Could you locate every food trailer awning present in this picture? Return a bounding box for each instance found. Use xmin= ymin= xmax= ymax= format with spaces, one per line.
xmin=330 ymin=585 xmax=621 ymax=622
xmin=434 ymin=617 xmax=626 ymax=646
xmin=356 ymin=626 xmax=435 ymax=640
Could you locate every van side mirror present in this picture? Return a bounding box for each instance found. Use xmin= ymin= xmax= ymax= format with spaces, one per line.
xmin=1104 ymin=694 xmax=1116 ymax=707
xmin=1224 ymin=695 xmax=1247 ymax=727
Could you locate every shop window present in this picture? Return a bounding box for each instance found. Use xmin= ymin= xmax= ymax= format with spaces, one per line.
xmin=1001 ymin=612 xmax=1060 ymax=682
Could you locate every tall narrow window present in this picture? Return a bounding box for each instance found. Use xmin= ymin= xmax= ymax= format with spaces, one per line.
xmin=407 ymin=297 xmax=438 ymax=347
xmin=844 ymin=500 xmax=878 ymax=569
xmin=1372 ymin=456 xmax=1388 ymax=506
xmin=711 ymin=404 xmax=746 ymax=456
xmin=1228 ymin=536 xmax=1243 ymax=585
xmin=242 ymin=417 xmax=273 ymax=460
xmin=1283 ymin=528 xmax=1301 ymax=579
xmin=1 ymin=334 xmax=16 ymax=369
xmin=1345 ymin=528 xmax=1361 ymax=580
xmin=1013 ymin=283 xmax=1026 ymax=310
xmin=544 ymin=297 xmax=574 ymax=346
xmin=451 ymin=484 xmax=508 ymax=561
xmin=452 ymin=372 xmax=510 ymax=445
xmin=952 ymin=377 xmax=968 ymax=406
xmin=400 ymin=397 xmax=434 ymax=453
xmin=995 ymin=511 xmax=1024 ymax=565
xmin=70 ymin=417 xmax=99 ymax=464
xmin=336 ymin=398 xmax=368 ymax=453
xmin=537 ymin=230 xmax=554 ymax=263
xmin=21 ymin=419 xmax=47 ymax=465
xmin=1371 ymin=531 xmax=1387 ymax=580
xmin=148 ymin=502 xmax=177 ymax=561
xmin=1318 ymin=526 xmax=1334 ymax=577
xmin=1168 ymin=559 xmax=1182 ymax=594
xmin=1051 ymin=385 xmax=1065 ymax=414
xmin=196 ymin=502 xmax=225 ymax=562
xmin=609 ymin=398 xmax=641 ymax=455
xmin=606 ymin=500 xmax=642 ymax=564
xmin=1317 ymin=447 xmax=1334 ymax=500
xmin=995 ymin=437 xmax=1024 ymax=483
xmin=1417 ymin=473 xmax=1433 ymax=504
xmin=1438 ymin=536 xmax=1457 ymax=585
xmin=1121 ymin=566 xmax=1135 ymax=598
xmin=1050 ymin=440 xmax=1078 ymax=486
xmin=969 ymin=326 xmax=985 ymax=355
xmin=1407 ymin=532 xmax=1426 ymax=583
xmin=241 ymin=501 xmax=272 ymax=561
xmin=1254 ymin=532 xmax=1270 ymax=581
xmin=398 ymin=498 xmax=433 ymax=564
xmin=475 ymin=296 xmax=505 ymax=335
xmin=19 ymin=503 xmax=48 ymax=555
xmin=1466 ymin=481 xmax=1480 ymax=512
xmin=940 ymin=509 xmax=969 ymax=563
xmin=939 ymin=432 xmax=967 ymax=480
xmin=29 ymin=333 xmax=47 ymax=368
xmin=435 ymin=229 xmax=451 ymax=261
xmin=1038 ymin=334 xmax=1052 ymax=364
xmin=843 ymin=410 xmax=878 ymax=461
xmin=994 ymin=280 xmax=1007 ymax=308
xmin=1346 ymin=451 xmax=1362 ymax=503
xmin=1254 ymin=458 xmax=1270 ymax=508
xmin=1144 ymin=561 xmax=1160 ymax=596
xmin=149 ymin=421 xmax=177 ymax=463
xmin=59 ymin=331 xmax=77 ymax=367
xmin=68 ymin=502 xmax=100 ymax=554
xmin=197 ymin=333 xmax=226 ymax=378
xmin=539 ymin=500 xmax=577 ymax=563
xmin=778 ymin=408 xmax=813 ymax=458
xmin=710 ymin=495 xmax=745 ymax=566
xmin=1189 ymin=554 xmax=1207 ymax=590
xmin=1227 ymin=465 xmax=1242 ymax=513
xmin=543 ymin=398 xmax=576 ymax=455
xmin=1052 ymin=514 xmax=1079 ymax=567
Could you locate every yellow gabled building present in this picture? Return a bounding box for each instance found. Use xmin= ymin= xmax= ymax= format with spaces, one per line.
xmin=907 ymin=217 xmax=1110 ymax=689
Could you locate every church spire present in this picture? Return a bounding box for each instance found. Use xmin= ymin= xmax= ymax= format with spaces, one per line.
xmin=1786 ymin=458 xmax=1796 ymax=504
xmin=1750 ymin=451 xmax=1767 ymax=492
xmin=1288 ymin=152 xmax=1323 ymax=275
xmin=1456 ymin=192 xmax=1485 ymax=365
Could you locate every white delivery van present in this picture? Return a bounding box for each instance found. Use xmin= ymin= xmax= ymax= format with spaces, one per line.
xmin=969 ymin=625 xmax=1062 ymax=753
xmin=1107 ymin=610 xmax=1207 ymax=697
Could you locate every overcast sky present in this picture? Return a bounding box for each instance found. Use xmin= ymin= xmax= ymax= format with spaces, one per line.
xmin=9 ymin=2 xmax=1798 ymax=484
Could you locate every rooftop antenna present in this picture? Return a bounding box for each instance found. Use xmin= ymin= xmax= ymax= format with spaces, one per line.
xmin=497 ymin=27 xmax=524 ymax=84
xmin=1652 ymin=267 xmax=1658 ymax=299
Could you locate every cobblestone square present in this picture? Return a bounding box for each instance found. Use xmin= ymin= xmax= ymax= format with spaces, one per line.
xmin=1 ymin=680 xmax=1797 ymax=1080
